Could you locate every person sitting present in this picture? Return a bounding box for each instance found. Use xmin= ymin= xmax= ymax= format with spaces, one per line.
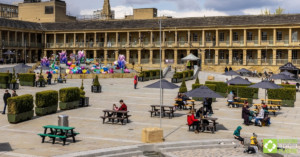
xmin=244 ymin=133 xmax=259 ymax=154
xmin=233 ymin=126 xmax=244 ymax=145
xmin=175 ymin=93 xmax=184 ymax=110
xmin=113 ymin=104 xmax=118 ymax=111
xmin=255 ymin=106 xmax=264 ymax=127
xmin=196 ymin=107 xmax=207 ymax=118
xmin=182 ymin=94 xmax=191 ymax=106
xmin=187 ymin=110 xmax=200 ymax=134
xmin=118 ymin=100 xmax=127 ymax=111
xmin=262 ymin=102 xmax=268 ymax=111
xmin=227 ymin=91 xmax=234 ymax=107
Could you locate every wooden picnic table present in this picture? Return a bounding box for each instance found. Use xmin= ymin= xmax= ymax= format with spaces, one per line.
xmin=38 ymin=125 xmax=79 ymax=146
xmin=100 ymin=110 xmax=130 ymax=125
xmin=149 ymin=105 xmax=175 ymax=119
xmin=201 ymin=117 xmax=218 ymax=132
xmin=261 ymin=99 xmax=282 ymax=105
xmin=253 ymin=104 xmax=280 ymax=116
xmin=174 ymin=99 xmax=195 ymax=110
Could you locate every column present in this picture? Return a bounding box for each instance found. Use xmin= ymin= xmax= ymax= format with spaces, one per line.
xmin=7 ymin=31 xmax=10 ymax=46
xmin=288 ymin=49 xmax=292 ymax=62
xmin=162 ymin=31 xmax=165 ymax=46
xmin=15 ymin=32 xmax=17 ymax=46
xmin=22 ymin=32 xmax=24 ymax=47
xmin=149 ymin=50 xmax=153 ymax=64
xmin=229 ymin=49 xmax=233 ymax=65
xmin=115 ymin=50 xmax=119 ymax=61
xmin=104 ymin=50 xmax=108 ymax=64
xmin=138 ymin=49 xmax=141 ymax=65
xmin=28 ymin=33 xmax=31 ymax=47
xmin=229 ymin=29 xmax=233 ymax=46
xmin=273 ymin=29 xmax=276 ymax=46
xmin=63 ymin=33 xmax=66 ymax=47
xmin=243 ymin=29 xmax=247 ymax=46
xmin=150 ymin=31 xmax=153 ymax=46
xmin=257 ymin=49 xmax=262 ymax=65
xmin=126 ymin=50 xmax=130 ymax=63
xmin=54 ymin=33 xmax=57 ymax=48
xmin=116 ymin=32 xmax=119 ymax=47
xmin=84 ymin=33 xmax=86 ymax=47
xmin=175 ymin=31 xmax=178 ymax=46
xmin=0 ymin=31 xmax=2 ymax=59
xmin=174 ymin=49 xmax=178 ymax=65
xmin=43 ymin=50 xmax=47 ymax=57
xmin=28 ymin=50 xmax=32 ymax=63
xmin=216 ymin=29 xmax=219 ymax=46
xmin=94 ymin=50 xmax=97 ymax=59
xmin=188 ymin=30 xmax=191 ymax=46
xmin=73 ymin=33 xmax=76 ymax=47
xmin=44 ymin=33 xmax=47 ymax=48
xmin=201 ymin=49 xmax=205 ymax=66
xmin=162 ymin=49 xmax=165 ymax=64
xmin=273 ymin=49 xmax=277 ymax=65
xmin=243 ymin=49 xmax=247 ymax=66
xmin=289 ymin=28 xmax=292 ymax=46
xmin=104 ymin=32 xmax=108 ymax=47
xmin=258 ymin=29 xmax=261 ymax=46
xmin=215 ymin=49 xmax=219 ymax=65
xmin=197 ymin=49 xmax=201 ymax=59
xmin=127 ymin=32 xmax=130 ymax=47
xmin=187 ymin=49 xmax=190 ymax=55
xmin=94 ymin=32 xmax=97 ymax=47
xmin=202 ymin=30 xmax=205 ymax=46
xmin=139 ymin=31 xmax=141 ymax=46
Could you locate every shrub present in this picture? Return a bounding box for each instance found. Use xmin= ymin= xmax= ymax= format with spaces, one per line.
xmin=80 ymin=79 xmax=85 ymax=98
xmin=227 ymin=86 xmax=257 ymax=98
xmin=183 ymin=71 xmax=189 ymax=78
xmin=0 ymin=75 xmax=9 ymax=84
xmin=36 ymin=90 xmax=58 ymax=108
xmin=144 ymin=71 xmax=150 ymax=77
xmin=8 ymin=94 xmax=34 ymax=114
xmin=19 ymin=73 xmax=35 ymax=85
xmin=192 ymin=84 xmax=201 ymax=90
xmin=93 ymin=75 xmax=100 ymax=86
xmin=139 ymin=71 xmax=144 ymax=77
xmin=268 ymin=88 xmax=296 ymax=101
xmin=205 ymin=81 xmax=228 ymax=93
xmin=155 ymin=70 xmax=161 ymax=77
xmin=195 ymin=77 xmax=200 ymax=84
xmin=188 ymin=70 xmax=194 ymax=77
xmin=11 ymin=68 xmax=17 ymax=84
xmin=59 ymin=87 xmax=80 ymax=102
xmin=280 ymin=84 xmax=296 ymax=89
xmin=206 ymin=84 xmax=216 ymax=91
xmin=179 ymin=77 xmax=187 ymax=93
xmin=0 ymin=73 xmax=12 ymax=84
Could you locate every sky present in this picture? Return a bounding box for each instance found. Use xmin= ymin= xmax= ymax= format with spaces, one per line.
xmin=2 ymin=0 xmax=300 ymax=18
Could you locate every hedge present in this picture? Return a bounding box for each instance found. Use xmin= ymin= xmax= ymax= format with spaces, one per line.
xmin=192 ymin=84 xmax=216 ymax=91
xmin=279 ymin=84 xmax=296 ymax=89
xmin=179 ymin=79 xmax=187 ymax=93
xmin=59 ymin=87 xmax=80 ymax=103
xmin=268 ymin=88 xmax=296 ymax=101
xmin=8 ymin=94 xmax=34 ymax=114
xmin=205 ymin=81 xmax=228 ymax=93
xmin=173 ymin=70 xmax=194 ymax=79
xmin=0 ymin=73 xmax=12 ymax=84
xmin=19 ymin=73 xmax=35 ymax=86
xmin=0 ymin=75 xmax=9 ymax=84
xmin=227 ymin=86 xmax=256 ymax=98
xmin=139 ymin=70 xmax=160 ymax=78
xmin=36 ymin=90 xmax=58 ymax=108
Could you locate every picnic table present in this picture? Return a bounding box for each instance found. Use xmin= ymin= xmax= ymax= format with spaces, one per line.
xmin=100 ymin=110 xmax=130 ymax=125
xmin=149 ymin=105 xmax=175 ymax=119
xmin=201 ymin=117 xmax=218 ymax=133
xmin=261 ymin=99 xmax=282 ymax=105
xmin=253 ymin=104 xmax=280 ymax=115
xmin=174 ymin=99 xmax=195 ymax=110
xmin=38 ymin=125 xmax=79 ymax=146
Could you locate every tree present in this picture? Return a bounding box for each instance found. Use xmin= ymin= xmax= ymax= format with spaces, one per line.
xmin=80 ymin=79 xmax=85 ymax=98
xmin=261 ymin=8 xmax=270 ymax=15
xmin=195 ymin=76 xmax=200 ymax=84
xmin=11 ymin=68 xmax=17 ymax=84
xmin=275 ymin=6 xmax=284 ymax=15
xmin=179 ymin=77 xmax=187 ymax=93
xmin=93 ymin=75 xmax=100 ymax=87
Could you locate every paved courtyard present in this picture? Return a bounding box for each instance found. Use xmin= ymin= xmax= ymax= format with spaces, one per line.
xmin=0 ymin=71 xmax=299 ymax=156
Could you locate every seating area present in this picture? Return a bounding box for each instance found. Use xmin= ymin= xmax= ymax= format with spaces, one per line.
xmin=100 ymin=110 xmax=131 ymax=125
xmin=149 ymin=105 xmax=176 ymax=119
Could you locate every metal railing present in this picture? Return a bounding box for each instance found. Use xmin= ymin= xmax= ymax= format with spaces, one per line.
xmin=276 ymin=59 xmax=288 ymax=65
xmin=276 ymin=40 xmax=289 ymax=46
xmin=86 ymin=42 xmax=94 ymax=48
xmin=232 ymin=40 xmax=244 ymax=46
xmin=261 ymin=40 xmax=273 ymax=46
xmin=246 ymin=59 xmax=258 ymax=65
xmin=153 ymin=41 xmax=161 ymax=47
xmin=232 ymin=59 xmax=243 ymax=65
xmin=107 ymin=42 xmax=116 ymax=47
xmin=56 ymin=43 xmax=64 ymax=48
xmin=218 ymin=59 xmax=229 ymax=65
xmin=66 ymin=42 xmax=74 ymax=48
xmin=219 ymin=41 xmax=229 ymax=46
xmin=178 ymin=41 xmax=186 ymax=47
xmin=129 ymin=42 xmax=138 ymax=48
xmin=246 ymin=40 xmax=258 ymax=46
xmin=76 ymin=42 xmax=84 ymax=47
xmin=141 ymin=59 xmax=150 ymax=64
xmin=166 ymin=41 xmax=175 ymax=47
xmin=96 ymin=42 xmax=104 ymax=47
xmin=153 ymin=59 xmax=161 ymax=64
xmin=205 ymin=59 xmax=215 ymax=65
xmin=292 ymin=59 xmax=300 ymax=65
xmin=261 ymin=59 xmax=273 ymax=65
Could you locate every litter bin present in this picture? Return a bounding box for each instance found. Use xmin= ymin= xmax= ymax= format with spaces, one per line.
xmin=58 ymin=115 xmax=69 ymax=127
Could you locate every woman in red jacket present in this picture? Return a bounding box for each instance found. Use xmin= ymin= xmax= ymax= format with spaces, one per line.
xmin=187 ymin=110 xmax=200 ymax=133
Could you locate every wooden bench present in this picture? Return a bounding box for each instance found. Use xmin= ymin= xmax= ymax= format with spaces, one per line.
xmin=253 ymin=109 xmax=278 ymax=116
xmin=100 ymin=110 xmax=131 ymax=125
xmin=54 ymin=78 xmax=67 ymax=83
xmin=150 ymin=105 xmax=175 ymax=119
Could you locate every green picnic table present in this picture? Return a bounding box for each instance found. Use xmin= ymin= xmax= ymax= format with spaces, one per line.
xmin=38 ymin=125 xmax=79 ymax=146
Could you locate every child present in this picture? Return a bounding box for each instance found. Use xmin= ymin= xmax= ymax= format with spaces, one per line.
xmin=233 ymin=126 xmax=244 ymax=145
xmin=112 ymin=104 xmax=118 ymax=111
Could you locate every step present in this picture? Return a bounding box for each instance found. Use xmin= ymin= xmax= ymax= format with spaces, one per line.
xmin=98 ymin=150 xmax=143 ymax=157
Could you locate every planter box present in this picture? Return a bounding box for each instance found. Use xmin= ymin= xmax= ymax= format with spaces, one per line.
xmin=79 ymin=97 xmax=89 ymax=107
xmin=91 ymin=85 xmax=102 ymax=93
xmin=35 ymin=105 xmax=58 ymax=116
xmin=138 ymin=77 xmax=150 ymax=82
xmin=20 ymin=81 xmax=35 ymax=87
xmin=59 ymin=101 xmax=80 ymax=110
xmin=171 ymin=78 xmax=183 ymax=83
xmin=9 ymin=83 xmax=19 ymax=90
xmin=7 ymin=110 xmax=34 ymax=124
xmin=36 ymin=81 xmax=46 ymax=87
xmin=0 ymin=83 xmax=8 ymax=89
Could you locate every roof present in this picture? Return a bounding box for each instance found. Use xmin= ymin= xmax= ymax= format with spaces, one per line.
xmin=279 ymin=62 xmax=300 ymax=71
xmin=2 ymin=14 xmax=300 ymax=31
xmin=0 ymin=18 xmax=44 ymax=31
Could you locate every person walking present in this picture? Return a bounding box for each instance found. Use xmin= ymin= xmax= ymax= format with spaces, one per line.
xmin=134 ymin=75 xmax=138 ymax=89
xmin=207 ymin=98 xmax=213 ymax=114
xmin=2 ymin=90 xmax=11 ymax=114
xmin=242 ymin=102 xmax=251 ymax=125
xmin=12 ymin=90 xmax=18 ymax=97
xmin=47 ymin=71 xmax=52 ymax=85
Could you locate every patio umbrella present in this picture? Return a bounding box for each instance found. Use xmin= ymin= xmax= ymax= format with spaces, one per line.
xmin=237 ymin=68 xmax=252 ymax=73
xmin=223 ymin=70 xmax=240 ymax=78
xmin=185 ymin=86 xmax=224 ymax=98
xmin=249 ymin=80 xmax=282 ymax=101
xmin=145 ymin=79 xmax=179 ymax=127
xmin=227 ymin=76 xmax=251 ymax=97
xmin=13 ymin=63 xmax=32 ymax=73
xmin=3 ymin=50 xmax=15 ymax=55
xmin=181 ymin=53 xmax=200 ymax=61
xmin=279 ymin=71 xmax=295 ymax=77
xmin=270 ymin=74 xmax=292 ymax=80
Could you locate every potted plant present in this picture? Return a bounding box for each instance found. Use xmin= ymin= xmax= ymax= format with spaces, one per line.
xmin=138 ymin=71 xmax=145 ymax=82
xmin=37 ymin=69 xmax=46 ymax=87
xmin=9 ymin=68 xmax=19 ymax=90
xmin=35 ymin=90 xmax=58 ymax=116
xmin=79 ymin=79 xmax=89 ymax=107
xmin=7 ymin=94 xmax=34 ymax=123
xmin=91 ymin=75 xmax=102 ymax=93
xmin=179 ymin=77 xmax=187 ymax=94
xmin=59 ymin=87 xmax=80 ymax=110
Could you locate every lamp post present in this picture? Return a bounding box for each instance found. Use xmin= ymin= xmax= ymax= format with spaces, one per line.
xmin=159 ymin=19 xmax=162 ymax=128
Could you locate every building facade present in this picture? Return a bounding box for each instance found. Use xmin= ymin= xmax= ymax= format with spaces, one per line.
xmin=1 ymin=14 xmax=300 ymax=72
xmin=0 ymin=3 xmax=18 ymax=19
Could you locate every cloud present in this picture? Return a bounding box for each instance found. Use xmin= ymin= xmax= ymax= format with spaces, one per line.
xmin=80 ymin=6 xmax=134 ymax=19
xmin=159 ymin=9 xmax=228 ymax=18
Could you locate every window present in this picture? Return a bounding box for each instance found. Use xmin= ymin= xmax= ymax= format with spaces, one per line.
xmin=262 ymin=32 xmax=268 ymax=41
xmin=45 ymin=6 xmax=54 ymax=14
xmin=219 ymin=32 xmax=224 ymax=41
xmin=205 ymin=32 xmax=211 ymax=41
xmin=233 ymin=32 xmax=238 ymax=41
xmin=292 ymin=31 xmax=298 ymax=41
xmin=276 ymin=31 xmax=282 ymax=41
xmin=247 ymin=32 xmax=252 ymax=41
xmin=192 ymin=33 xmax=198 ymax=41
xmin=292 ymin=50 xmax=298 ymax=59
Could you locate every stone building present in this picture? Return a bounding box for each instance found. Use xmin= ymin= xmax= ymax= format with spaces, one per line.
xmin=0 ymin=3 xmax=18 ymax=19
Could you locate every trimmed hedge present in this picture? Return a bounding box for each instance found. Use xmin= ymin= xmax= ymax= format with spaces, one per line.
xmin=227 ymin=86 xmax=257 ymax=98
xmin=8 ymin=94 xmax=34 ymax=114
xmin=179 ymin=78 xmax=187 ymax=93
xmin=19 ymin=73 xmax=35 ymax=86
xmin=0 ymin=75 xmax=9 ymax=84
xmin=139 ymin=70 xmax=161 ymax=79
xmin=268 ymin=88 xmax=296 ymax=101
xmin=36 ymin=90 xmax=58 ymax=108
xmin=279 ymin=84 xmax=296 ymax=89
xmin=205 ymin=81 xmax=228 ymax=93
xmin=192 ymin=84 xmax=216 ymax=91
xmin=59 ymin=87 xmax=80 ymax=103
xmin=173 ymin=70 xmax=194 ymax=79
xmin=0 ymin=73 xmax=12 ymax=84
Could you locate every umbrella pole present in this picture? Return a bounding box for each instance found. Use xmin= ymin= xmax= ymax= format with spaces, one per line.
xmin=159 ymin=19 xmax=162 ymax=128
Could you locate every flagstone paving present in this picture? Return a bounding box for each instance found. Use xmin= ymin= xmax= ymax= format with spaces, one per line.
xmin=0 ymin=71 xmax=299 ymax=156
